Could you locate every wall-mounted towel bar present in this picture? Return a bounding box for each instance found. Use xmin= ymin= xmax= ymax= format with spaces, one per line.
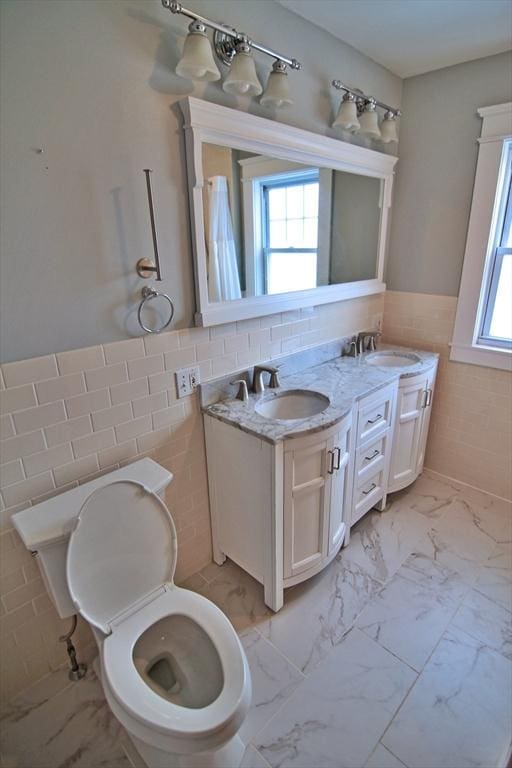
xmin=136 ymin=169 xmax=163 ymax=281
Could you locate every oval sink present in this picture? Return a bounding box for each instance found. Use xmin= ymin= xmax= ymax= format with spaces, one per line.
xmin=255 ymin=390 xmax=330 ymax=421
xmin=366 ymin=352 xmax=420 ymax=367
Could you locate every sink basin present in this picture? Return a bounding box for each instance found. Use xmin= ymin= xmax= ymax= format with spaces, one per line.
xmin=255 ymin=390 xmax=330 ymax=420
xmin=366 ymin=352 xmax=420 ymax=367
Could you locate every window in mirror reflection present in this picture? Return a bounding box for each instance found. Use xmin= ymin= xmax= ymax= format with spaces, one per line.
xmin=264 ymin=172 xmax=319 ymax=293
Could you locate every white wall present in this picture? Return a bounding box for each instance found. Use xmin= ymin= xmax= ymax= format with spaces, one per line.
xmin=0 ymin=0 xmax=401 ymax=362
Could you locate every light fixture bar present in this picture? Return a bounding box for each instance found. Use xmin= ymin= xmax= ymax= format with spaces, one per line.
xmin=162 ymin=0 xmax=302 ymax=70
xmin=332 ymin=80 xmax=401 ymax=117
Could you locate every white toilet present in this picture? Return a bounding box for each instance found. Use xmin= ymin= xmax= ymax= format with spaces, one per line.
xmin=13 ymin=459 xmax=252 ymax=768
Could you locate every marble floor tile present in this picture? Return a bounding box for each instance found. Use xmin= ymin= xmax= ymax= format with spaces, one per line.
xmin=340 ymin=502 xmax=434 ymax=585
xmin=356 ymin=553 xmax=468 ymax=671
xmin=0 ymin=667 xmax=129 ymax=768
xmin=255 ymin=628 xmax=416 ymax=768
xmin=474 ymin=543 xmax=512 ymax=611
xmin=238 ymin=629 xmax=304 ymax=745
xmin=259 ymin=555 xmax=381 ymax=674
xmin=388 ymin=472 xmax=461 ymax=520
xmin=451 ymin=588 xmax=512 ymax=660
xmin=382 ymin=627 xmax=512 ymax=768
xmin=194 ymin=561 xmax=272 ymax=632
xmin=364 ymin=744 xmax=406 ymax=768
xmin=241 ymin=745 xmax=271 ymax=768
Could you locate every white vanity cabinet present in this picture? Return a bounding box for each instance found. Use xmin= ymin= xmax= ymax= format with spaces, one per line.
xmin=203 ymin=413 xmax=352 ymax=612
xmin=349 ymin=382 xmax=397 ymax=529
xmin=388 ymin=362 xmax=438 ymax=493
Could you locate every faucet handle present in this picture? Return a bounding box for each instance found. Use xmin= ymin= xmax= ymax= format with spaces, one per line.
xmin=267 ymin=365 xmax=280 ymax=388
xmin=230 ymin=379 xmax=249 ymax=402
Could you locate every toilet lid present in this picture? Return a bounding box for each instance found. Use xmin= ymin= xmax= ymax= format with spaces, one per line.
xmin=66 ymin=480 xmax=177 ymax=634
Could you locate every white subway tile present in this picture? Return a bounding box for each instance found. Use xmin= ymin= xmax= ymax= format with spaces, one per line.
xmin=196 ymin=339 xmax=224 ymax=362
xmin=12 ymin=402 xmax=66 ymax=435
xmin=84 ymin=363 xmax=127 ymax=391
xmin=53 ymin=455 xmax=98 ymax=487
xmin=91 ymin=403 xmax=132 ymax=431
xmin=110 ymin=377 xmax=148 ymax=405
xmin=0 ymin=460 xmax=25 ymax=487
xmin=0 ymin=415 xmax=15 ymax=441
xmin=136 ymin=426 xmax=173 ymax=454
xmin=103 ymin=338 xmax=145 ymax=365
xmin=127 ymin=355 xmax=164 ymax=380
xmin=209 ymin=322 xmax=237 ymax=338
xmin=72 ymin=428 xmax=115 ymax=459
xmin=2 ymin=472 xmax=54 ymax=507
xmin=143 ymin=331 xmax=180 ymax=356
xmin=132 ymin=391 xmax=167 ymax=418
xmin=178 ymin=327 xmax=209 ymax=348
xmin=197 ymin=360 xmax=212 ymax=383
xmin=164 ymin=347 xmax=196 ymax=371
xmin=259 ymin=313 xmax=282 ymax=329
xmin=212 ymin=354 xmax=238 ymax=377
xmin=236 ymin=317 xmax=261 ymax=333
xmin=35 ymin=373 xmax=85 ymax=405
xmin=56 ymin=346 xmax=104 ymax=375
xmin=115 ymin=415 xmax=152 ymax=444
xmin=148 ymin=371 xmax=175 ymax=395
xmin=98 ymin=440 xmax=137 ymax=470
xmin=2 ymin=355 xmax=58 ymax=388
xmin=151 ymin=403 xmax=186 ymax=430
xmin=44 ymin=415 xmax=92 ymax=447
xmin=23 ymin=444 xmax=73 ymax=477
xmin=249 ymin=328 xmax=271 ymax=347
xmin=281 ymin=336 xmax=302 ymax=353
xmin=0 ymin=431 xmax=46 ymax=463
xmin=65 ymin=389 xmax=110 ymax=419
xmin=0 ymin=385 xmax=37 ymax=415
xmin=224 ymin=334 xmax=249 ymax=354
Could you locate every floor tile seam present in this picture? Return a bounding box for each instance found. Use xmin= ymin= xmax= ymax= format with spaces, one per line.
xmin=247 ymin=745 xmax=272 ymax=768
xmin=449 ymin=614 xmax=512 ymax=662
xmin=356 ymin=624 xmax=422 ymax=676
xmin=392 ymin=566 xmax=473 ymax=607
xmin=365 ymin=741 xmax=409 ymax=768
xmin=1 ymin=666 xmax=76 ymax=718
xmin=247 ymin=625 xmax=308 ymax=680
xmin=471 ymin=583 xmax=512 ymax=614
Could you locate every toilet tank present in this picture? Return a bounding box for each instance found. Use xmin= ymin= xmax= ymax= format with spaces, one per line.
xmin=12 ymin=459 xmax=173 ymax=618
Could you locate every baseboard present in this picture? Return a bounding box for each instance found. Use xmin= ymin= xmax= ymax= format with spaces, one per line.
xmin=423 ymin=467 xmax=512 ymax=504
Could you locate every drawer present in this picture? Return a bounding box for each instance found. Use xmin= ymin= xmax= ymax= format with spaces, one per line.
xmin=352 ymin=469 xmax=386 ymax=524
xmin=356 ymin=384 xmax=395 ymax=446
xmin=355 ymin=430 xmax=390 ymax=483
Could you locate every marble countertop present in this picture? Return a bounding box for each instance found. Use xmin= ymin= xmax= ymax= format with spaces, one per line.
xmin=202 ymin=345 xmax=438 ymax=444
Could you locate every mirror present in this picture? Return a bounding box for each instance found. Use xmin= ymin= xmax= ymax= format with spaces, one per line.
xmin=202 ymin=145 xmax=382 ymax=302
xmin=180 ymin=98 xmax=398 ymax=326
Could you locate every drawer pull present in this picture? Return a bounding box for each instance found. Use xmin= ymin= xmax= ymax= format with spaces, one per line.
xmin=362 ymin=482 xmax=377 ymax=495
xmin=366 ymin=413 xmax=382 ymax=425
xmin=426 ymin=388 xmax=433 ymax=407
xmin=364 ymin=449 xmax=380 ymax=461
xmin=333 ymin=446 xmax=341 ymax=471
xmin=327 ymin=449 xmax=335 ymax=475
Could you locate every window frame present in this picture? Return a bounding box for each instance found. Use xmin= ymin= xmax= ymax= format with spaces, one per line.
xmin=261 ymin=171 xmax=320 ymax=295
xmin=450 ymin=102 xmax=512 ymax=371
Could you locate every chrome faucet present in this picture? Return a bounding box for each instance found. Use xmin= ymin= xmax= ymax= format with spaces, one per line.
xmin=357 ymin=330 xmax=381 ymax=354
xmin=230 ymin=379 xmax=249 ymax=402
xmin=252 ymin=364 xmax=280 ymax=394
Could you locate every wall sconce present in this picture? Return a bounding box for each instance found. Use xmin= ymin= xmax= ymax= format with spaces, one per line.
xmin=162 ymin=1 xmax=301 ymax=108
xmin=331 ymin=80 xmax=401 ymax=143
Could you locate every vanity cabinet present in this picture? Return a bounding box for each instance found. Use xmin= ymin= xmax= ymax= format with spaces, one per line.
xmin=387 ymin=362 xmax=438 ymax=493
xmin=349 ymin=382 xmax=397 ymax=529
xmin=203 ymin=413 xmax=352 ymax=612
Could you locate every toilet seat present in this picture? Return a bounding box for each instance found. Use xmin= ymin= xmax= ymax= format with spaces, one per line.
xmin=102 ymin=585 xmax=249 ymax=740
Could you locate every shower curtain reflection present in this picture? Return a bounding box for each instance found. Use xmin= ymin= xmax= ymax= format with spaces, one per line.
xmin=207 ymin=176 xmax=242 ymax=303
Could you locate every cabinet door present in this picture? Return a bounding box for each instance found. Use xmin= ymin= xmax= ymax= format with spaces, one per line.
xmin=283 ymin=435 xmax=331 ymax=579
xmin=388 ymin=373 xmax=428 ymax=493
xmin=328 ymin=418 xmax=351 ymax=556
xmin=415 ymin=364 xmax=437 ymax=475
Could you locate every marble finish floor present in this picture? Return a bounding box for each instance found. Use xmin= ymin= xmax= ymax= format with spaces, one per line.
xmin=1 ymin=471 xmax=511 ymax=768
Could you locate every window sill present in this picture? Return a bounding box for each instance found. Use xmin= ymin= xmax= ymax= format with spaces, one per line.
xmin=449 ymin=342 xmax=512 ymax=371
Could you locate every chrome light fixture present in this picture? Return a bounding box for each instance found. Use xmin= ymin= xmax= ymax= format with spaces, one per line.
xmin=163 ymin=1 xmax=301 ymax=107
xmin=260 ymin=60 xmax=293 ymax=108
xmin=175 ymin=21 xmax=221 ymax=81
xmin=331 ymin=80 xmax=401 ymax=143
xmin=332 ymin=92 xmax=360 ymax=132
xmin=223 ymin=39 xmax=262 ymax=96
xmin=359 ymin=99 xmax=381 ymax=139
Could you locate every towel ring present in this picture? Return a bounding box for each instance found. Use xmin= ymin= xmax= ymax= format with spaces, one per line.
xmin=138 ymin=286 xmax=174 ymax=334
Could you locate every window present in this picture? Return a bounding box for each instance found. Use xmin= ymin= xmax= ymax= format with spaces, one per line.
xmin=262 ymin=172 xmax=319 ymax=295
xmin=451 ymin=103 xmax=512 ymax=371
xmin=477 ymin=144 xmax=512 ymax=349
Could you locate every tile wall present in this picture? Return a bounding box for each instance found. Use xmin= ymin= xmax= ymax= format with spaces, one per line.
xmin=0 ymin=294 xmax=384 ymax=701
xmin=382 ymin=290 xmax=512 ymax=501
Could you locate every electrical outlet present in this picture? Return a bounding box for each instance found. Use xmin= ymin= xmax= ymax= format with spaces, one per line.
xmin=175 ymin=366 xmax=201 ymax=398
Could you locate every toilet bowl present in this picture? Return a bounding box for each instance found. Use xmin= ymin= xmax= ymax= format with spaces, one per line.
xmin=13 ymin=462 xmax=251 ymax=768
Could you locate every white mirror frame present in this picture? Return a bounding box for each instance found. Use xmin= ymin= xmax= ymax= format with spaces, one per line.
xmin=180 ymin=97 xmax=398 ymax=327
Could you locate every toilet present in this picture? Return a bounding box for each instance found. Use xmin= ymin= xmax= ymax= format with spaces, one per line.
xmin=12 ymin=459 xmax=252 ymax=768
